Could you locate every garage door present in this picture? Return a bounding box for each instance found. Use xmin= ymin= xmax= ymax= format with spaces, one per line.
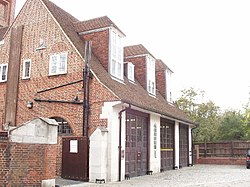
xmin=179 ymin=124 xmax=189 ymax=167
xmin=160 ymin=119 xmax=174 ymax=171
xmin=125 ymin=111 xmax=148 ymax=178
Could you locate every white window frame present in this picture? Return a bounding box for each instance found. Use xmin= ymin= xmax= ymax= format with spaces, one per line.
xmin=0 ymin=40 xmax=4 ymax=45
xmin=22 ymin=59 xmax=31 ymax=79
xmin=127 ymin=62 xmax=135 ymax=82
xmin=146 ymin=55 xmax=156 ymax=95
xmin=49 ymin=52 xmax=68 ymax=76
xmin=110 ymin=28 xmax=124 ymax=80
xmin=0 ymin=63 xmax=8 ymax=82
xmin=165 ymin=69 xmax=173 ymax=103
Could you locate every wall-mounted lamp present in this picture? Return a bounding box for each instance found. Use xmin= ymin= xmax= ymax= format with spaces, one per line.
xmin=27 ymin=101 xmax=33 ymax=109
xmin=35 ymin=38 xmax=47 ymax=51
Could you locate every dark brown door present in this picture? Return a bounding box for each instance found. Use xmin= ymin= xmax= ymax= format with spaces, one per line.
xmin=179 ymin=124 xmax=189 ymax=167
xmin=160 ymin=119 xmax=174 ymax=170
xmin=62 ymin=137 xmax=89 ymax=181
xmin=125 ymin=112 xmax=148 ymax=178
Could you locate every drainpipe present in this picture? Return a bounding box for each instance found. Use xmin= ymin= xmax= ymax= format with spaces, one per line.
xmin=118 ymin=104 xmax=131 ymax=181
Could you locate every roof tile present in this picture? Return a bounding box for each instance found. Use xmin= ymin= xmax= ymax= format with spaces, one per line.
xmin=74 ymin=16 xmax=125 ymax=36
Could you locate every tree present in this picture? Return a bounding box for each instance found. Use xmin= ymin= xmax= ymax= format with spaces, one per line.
xmin=176 ymin=88 xmax=221 ymax=142
xmin=242 ymin=101 xmax=250 ymax=139
xmin=216 ymin=110 xmax=244 ymax=140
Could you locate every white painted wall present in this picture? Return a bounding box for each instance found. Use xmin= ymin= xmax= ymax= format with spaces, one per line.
xmin=89 ymin=127 xmax=108 ymax=182
xmin=100 ymin=101 xmax=125 ymax=182
xmin=9 ymin=117 xmax=58 ymax=144
xmin=149 ymin=113 xmax=161 ymax=173
xmin=174 ymin=121 xmax=180 ymax=168
xmin=188 ymin=126 xmax=192 ymax=165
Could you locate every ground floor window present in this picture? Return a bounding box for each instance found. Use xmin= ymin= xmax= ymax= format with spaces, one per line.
xmin=50 ymin=117 xmax=73 ymax=135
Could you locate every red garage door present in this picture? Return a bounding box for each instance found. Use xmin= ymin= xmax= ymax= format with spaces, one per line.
xmin=125 ymin=111 xmax=149 ymax=178
xmin=160 ymin=119 xmax=174 ymax=171
xmin=179 ymin=124 xmax=189 ymax=167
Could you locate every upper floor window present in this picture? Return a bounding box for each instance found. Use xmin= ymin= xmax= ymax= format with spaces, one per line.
xmin=147 ymin=55 xmax=156 ymax=95
xmin=165 ymin=69 xmax=173 ymax=103
xmin=127 ymin=62 xmax=134 ymax=82
xmin=49 ymin=52 xmax=67 ymax=76
xmin=110 ymin=29 xmax=124 ymax=80
xmin=0 ymin=64 xmax=8 ymax=82
xmin=22 ymin=59 xmax=31 ymax=79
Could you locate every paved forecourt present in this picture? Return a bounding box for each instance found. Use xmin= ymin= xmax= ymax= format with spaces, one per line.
xmin=57 ymin=164 xmax=250 ymax=187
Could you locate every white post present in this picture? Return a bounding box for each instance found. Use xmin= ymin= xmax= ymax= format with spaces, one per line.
xmin=188 ymin=126 xmax=192 ymax=166
xmin=174 ymin=121 xmax=179 ymax=169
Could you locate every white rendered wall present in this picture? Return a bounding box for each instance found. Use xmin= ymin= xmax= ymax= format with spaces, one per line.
xmin=188 ymin=126 xmax=192 ymax=165
xmin=149 ymin=114 xmax=161 ymax=173
xmin=89 ymin=127 xmax=108 ymax=182
xmin=100 ymin=101 xmax=125 ymax=182
xmin=174 ymin=121 xmax=180 ymax=168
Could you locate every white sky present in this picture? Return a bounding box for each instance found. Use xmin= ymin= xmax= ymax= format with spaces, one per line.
xmin=16 ymin=0 xmax=250 ymax=111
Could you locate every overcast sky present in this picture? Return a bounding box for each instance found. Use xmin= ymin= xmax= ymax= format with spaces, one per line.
xmin=16 ymin=0 xmax=250 ymax=111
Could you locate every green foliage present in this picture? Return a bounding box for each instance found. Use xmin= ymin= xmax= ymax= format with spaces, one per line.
xmin=216 ymin=110 xmax=244 ymax=140
xmin=177 ymin=88 xmax=250 ymax=142
xmin=176 ymin=88 xmax=221 ymax=142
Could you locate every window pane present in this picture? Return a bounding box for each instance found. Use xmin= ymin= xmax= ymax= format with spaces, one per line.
xmin=111 ymin=59 xmax=116 ymax=76
xmin=117 ymin=62 xmax=122 ymax=78
xmin=112 ymin=31 xmax=116 ymax=58
xmin=2 ymin=65 xmax=7 ymax=81
xmin=50 ymin=55 xmax=57 ymax=74
xmin=59 ymin=53 xmax=66 ymax=73
xmin=24 ymin=61 xmax=31 ymax=78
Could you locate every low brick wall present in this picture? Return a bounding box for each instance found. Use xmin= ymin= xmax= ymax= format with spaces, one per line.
xmin=0 ymin=140 xmax=9 ymax=186
xmin=8 ymin=143 xmax=57 ymax=186
xmin=197 ymin=157 xmax=245 ymax=165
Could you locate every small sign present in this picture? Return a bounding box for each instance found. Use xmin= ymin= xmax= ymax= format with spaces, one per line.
xmin=70 ymin=140 xmax=78 ymax=153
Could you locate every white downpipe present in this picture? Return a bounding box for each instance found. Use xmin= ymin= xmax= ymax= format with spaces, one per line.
xmin=174 ymin=121 xmax=179 ymax=169
xmin=188 ymin=126 xmax=192 ymax=165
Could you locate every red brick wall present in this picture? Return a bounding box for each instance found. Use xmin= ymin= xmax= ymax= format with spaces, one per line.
xmin=0 ymin=0 xmax=118 ymax=178
xmin=197 ymin=157 xmax=245 ymax=165
xmin=0 ymin=141 xmax=9 ymax=186
xmin=156 ymin=69 xmax=166 ymax=99
xmin=8 ymin=143 xmax=56 ymax=186
xmin=80 ymin=30 xmax=110 ymax=72
xmin=125 ymin=56 xmax=147 ymax=90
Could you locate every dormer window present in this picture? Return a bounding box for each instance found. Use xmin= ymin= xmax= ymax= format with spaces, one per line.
xmin=0 ymin=64 xmax=8 ymax=82
xmin=127 ymin=62 xmax=134 ymax=82
xmin=0 ymin=40 xmax=4 ymax=45
xmin=147 ymin=55 xmax=156 ymax=95
xmin=110 ymin=29 xmax=124 ymax=80
xmin=166 ymin=68 xmax=173 ymax=103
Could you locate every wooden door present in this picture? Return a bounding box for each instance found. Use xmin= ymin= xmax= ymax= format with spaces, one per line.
xmin=179 ymin=125 xmax=189 ymax=167
xmin=62 ymin=137 xmax=89 ymax=181
xmin=160 ymin=119 xmax=174 ymax=171
xmin=125 ymin=112 xmax=148 ymax=177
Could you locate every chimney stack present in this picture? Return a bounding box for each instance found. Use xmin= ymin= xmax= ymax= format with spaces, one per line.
xmin=0 ymin=0 xmax=16 ymax=27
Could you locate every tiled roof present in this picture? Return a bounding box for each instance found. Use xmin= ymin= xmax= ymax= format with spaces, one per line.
xmin=0 ymin=27 xmax=8 ymax=40
xmin=156 ymin=59 xmax=173 ymax=73
xmin=41 ymin=0 xmax=195 ymax=125
xmin=74 ymin=16 xmax=125 ymax=36
xmin=124 ymin=44 xmax=156 ymax=59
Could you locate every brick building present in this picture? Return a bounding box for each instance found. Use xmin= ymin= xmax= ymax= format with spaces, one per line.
xmin=0 ymin=0 xmax=197 ymax=184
